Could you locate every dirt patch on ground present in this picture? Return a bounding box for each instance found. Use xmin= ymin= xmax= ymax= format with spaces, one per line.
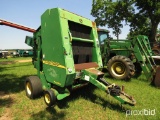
xmin=17 ymin=60 xmax=32 ymax=63
xmin=0 ymin=91 xmax=10 ymax=99
xmin=0 ymin=108 xmax=12 ymax=120
xmin=0 ymin=59 xmax=32 ymax=65
xmin=0 ymin=61 xmax=16 ymax=65
xmin=0 ymin=91 xmax=14 ymax=120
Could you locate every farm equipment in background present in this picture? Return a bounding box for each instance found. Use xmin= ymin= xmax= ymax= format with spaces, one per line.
xmin=17 ymin=50 xmax=24 ymax=56
xmin=152 ymin=42 xmax=160 ymax=55
xmin=97 ymin=29 xmax=160 ymax=87
xmin=24 ymin=8 xmax=136 ymax=107
xmin=23 ymin=50 xmax=33 ymax=57
xmin=12 ymin=50 xmax=20 ymax=57
xmin=0 ymin=19 xmax=34 ymax=57
xmin=0 ymin=19 xmax=36 ymax=32
xmin=155 ymin=34 xmax=160 ymax=43
xmin=151 ymin=42 xmax=160 ymax=65
xmin=151 ymin=33 xmax=160 ymax=56
xmin=0 ymin=51 xmax=8 ymax=59
xmin=18 ymin=49 xmax=33 ymax=57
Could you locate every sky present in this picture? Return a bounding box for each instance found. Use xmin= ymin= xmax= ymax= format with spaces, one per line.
xmin=0 ymin=0 xmax=130 ymax=49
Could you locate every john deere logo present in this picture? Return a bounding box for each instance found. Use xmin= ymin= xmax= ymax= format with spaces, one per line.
xmin=79 ymin=19 xmax=83 ymax=23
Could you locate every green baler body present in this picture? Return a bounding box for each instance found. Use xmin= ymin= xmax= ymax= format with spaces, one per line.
xmin=24 ymin=8 xmax=136 ymax=106
xmin=29 ymin=8 xmax=102 ymax=88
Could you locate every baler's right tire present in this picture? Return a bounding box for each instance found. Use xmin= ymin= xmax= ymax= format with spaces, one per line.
xmin=44 ymin=90 xmax=57 ymax=107
xmin=25 ymin=76 xmax=43 ymax=99
xmin=107 ymin=55 xmax=135 ymax=80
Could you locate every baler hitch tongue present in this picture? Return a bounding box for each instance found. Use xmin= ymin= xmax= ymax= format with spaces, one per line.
xmin=82 ymin=69 xmax=136 ymax=106
xmin=108 ymin=84 xmax=136 ymax=106
xmin=116 ymin=91 xmax=136 ymax=106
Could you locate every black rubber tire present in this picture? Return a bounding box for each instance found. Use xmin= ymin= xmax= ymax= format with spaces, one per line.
xmin=44 ymin=90 xmax=57 ymax=107
xmin=25 ymin=76 xmax=43 ymax=99
xmin=133 ymin=62 xmax=142 ymax=78
xmin=107 ymin=55 xmax=135 ymax=80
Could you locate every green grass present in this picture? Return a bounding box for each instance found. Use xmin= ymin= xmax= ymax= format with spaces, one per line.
xmin=0 ymin=59 xmax=160 ymax=120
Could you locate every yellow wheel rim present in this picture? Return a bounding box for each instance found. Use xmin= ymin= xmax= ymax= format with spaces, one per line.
xmin=45 ymin=94 xmax=51 ymax=104
xmin=111 ymin=62 xmax=126 ymax=77
xmin=26 ymin=82 xmax=32 ymax=95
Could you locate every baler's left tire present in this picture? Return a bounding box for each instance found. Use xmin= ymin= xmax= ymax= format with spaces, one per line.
xmin=25 ymin=76 xmax=43 ymax=99
xmin=44 ymin=90 xmax=57 ymax=107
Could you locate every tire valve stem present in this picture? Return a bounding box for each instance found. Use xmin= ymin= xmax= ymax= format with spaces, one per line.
xmin=122 ymin=85 xmax=124 ymax=92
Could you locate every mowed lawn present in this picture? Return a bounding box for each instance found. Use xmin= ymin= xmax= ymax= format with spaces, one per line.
xmin=0 ymin=57 xmax=160 ymax=120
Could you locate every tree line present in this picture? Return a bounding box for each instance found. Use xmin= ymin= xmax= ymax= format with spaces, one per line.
xmin=91 ymin=0 xmax=160 ymax=44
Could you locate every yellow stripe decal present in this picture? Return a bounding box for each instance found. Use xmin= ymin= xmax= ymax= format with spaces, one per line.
xmin=53 ymin=81 xmax=61 ymax=86
xmin=43 ymin=60 xmax=66 ymax=69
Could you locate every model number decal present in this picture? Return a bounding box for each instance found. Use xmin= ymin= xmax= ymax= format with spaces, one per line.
xmin=43 ymin=60 xmax=66 ymax=69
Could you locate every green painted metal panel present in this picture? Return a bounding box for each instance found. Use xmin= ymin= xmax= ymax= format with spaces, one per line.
xmin=91 ymin=28 xmax=103 ymax=68
xmin=41 ymin=8 xmax=67 ymax=87
xmin=39 ymin=8 xmax=102 ymax=87
xmin=59 ymin=8 xmax=93 ymax=27
xmin=25 ymin=36 xmax=33 ymax=47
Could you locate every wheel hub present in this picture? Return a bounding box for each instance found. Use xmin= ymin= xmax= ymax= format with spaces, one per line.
xmin=26 ymin=82 xmax=31 ymax=95
xmin=45 ymin=94 xmax=51 ymax=104
xmin=115 ymin=66 xmax=123 ymax=73
xmin=111 ymin=62 xmax=126 ymax=76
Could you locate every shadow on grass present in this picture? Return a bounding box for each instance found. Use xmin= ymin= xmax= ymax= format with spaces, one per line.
xmin=0 ymin=97 xmax=14 ymax=108
xmin=104 ymin=73 xmax=132 ymax=82
xmin=0 ymin=63 xmax=33 ymax=108
xmin=0 ymin=74 xmax=28 ymax=93
xmin=0 ymin=63 xmax=32 ymax=70
xmin=31 ymin=107 xmax=66 ymax=120
xmin=0 ymin=62 xmax=33 ymax=93
xmin=30 ymin=84 xmax=128 ymax=120
xmin=0 ymin=65 xmax=6 ymax=72
xmin=0 ymin=74 xmax=28 ymax=108
xmin=57 ymin=84 xmax=130 ymax=113
xmin=133 ymin=74 xmax=151 ymax=83
xmin=0 ymin=63 xmax=130 ymax=117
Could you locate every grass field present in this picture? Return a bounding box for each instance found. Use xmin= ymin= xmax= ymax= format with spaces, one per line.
xmin=0 ymin=57 xmax=31 ymax=62
xmin=0 ymin=57 xmax=160 ymax=120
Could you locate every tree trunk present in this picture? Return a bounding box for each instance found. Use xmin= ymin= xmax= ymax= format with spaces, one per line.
xmin=117 ymin=34 xmax=119 ymax=40
xmin=149 ymin=22 xmax=159 ymax=47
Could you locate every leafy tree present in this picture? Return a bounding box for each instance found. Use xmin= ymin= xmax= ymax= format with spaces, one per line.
xmin=127 ymin=18 xmax=151 ymax=39
xmin=91 ymin=0 xmax=127 ymax=39
xmin=91 ymin=0 xmax=160 ymax=44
